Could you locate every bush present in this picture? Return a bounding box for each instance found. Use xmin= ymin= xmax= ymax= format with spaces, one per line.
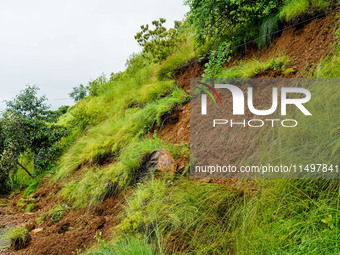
xmin=69 ymin=84 xmax=88 ymax=102
xmin=202 ymin=41 xmax=232 ymax=78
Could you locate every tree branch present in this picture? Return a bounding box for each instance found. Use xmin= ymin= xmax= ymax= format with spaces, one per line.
xmin=17 ymin=161 xmax=33 ymax=178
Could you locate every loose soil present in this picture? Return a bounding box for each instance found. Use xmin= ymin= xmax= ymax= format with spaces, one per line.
xmin=0 ymin=174 xmax=125 ymax=255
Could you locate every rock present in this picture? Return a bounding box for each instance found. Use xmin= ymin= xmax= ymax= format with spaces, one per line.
xmin=146 ymin=149 xmax=177 ymax=174
xmin=31 ymin=228 xmax=44 ymax=236
xmin=19 ymin=221 xmax=35 ymax=232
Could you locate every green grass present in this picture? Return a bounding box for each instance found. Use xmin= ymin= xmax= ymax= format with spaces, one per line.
xmin=217 ymin=55 xmax=290 ymax=78
xmin=54 ymin=87 xmax=188 ymax=181
xmin=156 ymin=40 xmax=198 ymax=80
xmin=61 ymin=136 xmax=188 ymax=209
xmin=118 ymin=178 xmax=241 ymax=254
xmin=232 ymin=179 xmax=339 ymax=254
xmin=26 ymin=203 xmax=34 ymax=212
xmin=316 ymin=15 xmax=340 ymax=78
xmin=37 ymin=204 xmax=70 ymax=224
xmin=2 ymin=227 xmax=29 ymax=250
xmin=279 ymin=0 xmax=331 ymax=22
xmin=85 ymin=236 xmax=157 ymax=255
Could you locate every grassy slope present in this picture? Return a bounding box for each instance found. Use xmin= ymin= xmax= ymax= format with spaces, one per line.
xmin=85 ymin=31 xmax=339 ymax=255
xmin=16 ymin=2 xmax=339 ymax=254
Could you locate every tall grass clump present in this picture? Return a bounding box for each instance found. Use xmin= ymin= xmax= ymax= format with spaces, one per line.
xmin=54 ymin=87 xmax=188 ymax=181
xmin=316 ymin=16 xmax=340 ymax=78
xmin=118 ymin=178 xmax=242 ymax=254
xmin=61 ymin=137 xmax=188 ymax=208
xmin=157 ymin=40 xmax=197 ymax=80
xmin=85 ymin=236 xmax=157 ymax=255
xmin=232 ymin=179 xmax=339 ymax=254
xmin=2 ymin=227 xmax=30 ymax=250
xmin=279 ymin=0 xmax=331 ymax=22
xmin=217 ymin=55 xmax=290 ymax=78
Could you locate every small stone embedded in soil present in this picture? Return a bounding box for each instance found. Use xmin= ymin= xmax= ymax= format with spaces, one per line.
xmin=146 ymin=149 xmax=177 ymax=174
xmin=19 ymin=221 xmax=35 ymax=232
xmin=31 ymin=228 xmax=44 ymax=236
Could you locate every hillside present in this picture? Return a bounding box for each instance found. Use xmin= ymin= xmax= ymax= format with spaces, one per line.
xmin=1 ymin=1 xmax=339 ymax=254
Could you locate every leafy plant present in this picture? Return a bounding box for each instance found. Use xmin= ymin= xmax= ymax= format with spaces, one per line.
xmin=185 ymin=0 xmax=282 ymax=46
xmin=202 ymin=41 xmax=232 ymax=77
xmin=0 ymin=85 xmax=69 ymax=189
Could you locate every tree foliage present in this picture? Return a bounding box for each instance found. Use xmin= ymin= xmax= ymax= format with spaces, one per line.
xmin=134 ymin=18 xmax=183 ymax=63
xmin=69 ymin=84 xmax=88 ymax=102
xmin=0 ymin=85 xmax=69 ymax=191
xmin=185 ymin=0 xmax=282 ymax=45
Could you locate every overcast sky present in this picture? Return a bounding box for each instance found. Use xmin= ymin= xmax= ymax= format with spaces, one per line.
xmin=0 ymin=0 xmax=189 ymax=110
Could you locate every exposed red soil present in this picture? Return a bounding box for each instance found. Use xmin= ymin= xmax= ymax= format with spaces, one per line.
xmin=151 ymin=12 xmax=337 ymax=186
xmin=0 ymin=172 xmax=126 ymax=255
xmin=154 ymin=12 xmax=337 ymax=145
xmin=150 ymin=102 xmax=190 ymax=144
xmin=175 ymin=61 xmax=205 ymax=92
xmin=260 ymin=11 xmax=337 ymax=75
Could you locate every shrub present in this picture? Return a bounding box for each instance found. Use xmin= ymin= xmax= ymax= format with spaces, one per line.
xmin=69 ymin=84 xmax=88 ymax=102
xmin=185 ymin=0 xmax=281 ymax=46
xmin=202 ymin=41 xmax=232 ymax=78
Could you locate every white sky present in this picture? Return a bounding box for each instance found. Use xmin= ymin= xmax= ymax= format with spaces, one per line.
xmin=0 ymin=0 xmax=189 ymax=110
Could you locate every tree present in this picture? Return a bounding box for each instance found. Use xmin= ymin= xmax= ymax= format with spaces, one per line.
xmin=86 ymin=73 xmax=107 ymax=96
xmin=69 ymin=84 xmax=88 ymax=102
xmin=0 ymin=85 xmax=69 ymax=190
xmin=134 ymin=18 xmax=183 ymax=63
xmin=185 ymin=0 xmax=282 ymax=45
